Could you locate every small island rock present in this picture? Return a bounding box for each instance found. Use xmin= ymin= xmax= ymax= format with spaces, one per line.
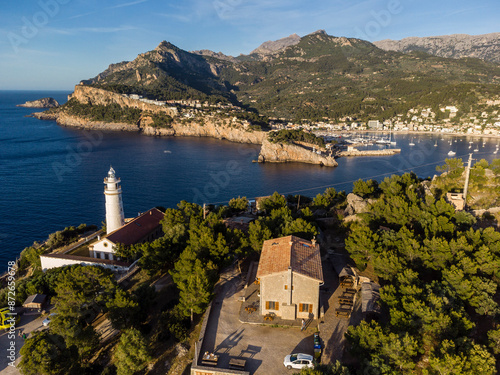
xmin=17 ymin=97 xmax=60 ymax=108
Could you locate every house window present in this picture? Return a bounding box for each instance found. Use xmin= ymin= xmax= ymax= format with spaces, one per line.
xmin=266 ymin=301 xmax=279 ymax=310
xmin=103 ymin=242 xmax=108 ymax=247
xmin=299 ymin=303 xmax=313 ymax=313
xmin=103 ymin=253 xmax=109 ymax=260
xmin=94 ymin=252 xmax=100 ymax=259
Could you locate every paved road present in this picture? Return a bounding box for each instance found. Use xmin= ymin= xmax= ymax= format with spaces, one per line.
xmin=0 ymin=312 xmax=48 ymax=375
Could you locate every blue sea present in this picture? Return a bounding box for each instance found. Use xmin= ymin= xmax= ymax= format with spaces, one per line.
xmin=1 ymin=90 xmax=498 ymax=270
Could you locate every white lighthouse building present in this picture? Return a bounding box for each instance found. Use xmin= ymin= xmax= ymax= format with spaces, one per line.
xmin=104 ymin=166 xmax=125 ymax=234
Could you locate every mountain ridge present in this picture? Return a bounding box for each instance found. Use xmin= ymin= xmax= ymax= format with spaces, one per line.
xmin=375 ymin=32 xmax=500 ymax=64
xmin=80 ymin=30 xmax=500 ymax=120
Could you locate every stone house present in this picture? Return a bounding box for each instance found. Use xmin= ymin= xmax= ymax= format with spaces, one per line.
xmin=256 ymin=235 xmax=324 ymax=320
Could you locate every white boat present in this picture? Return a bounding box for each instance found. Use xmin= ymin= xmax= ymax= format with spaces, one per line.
xmin=468 ymin=144 xmax=471 ymax=149
xmin=474 ymin=145 xmax=479 ymax=152
xmin=448 ymin=150 xmax=456 ymax=156
xmin=434 ymin=140 xmax=438 ymax=147
xmin=409 ymin=137 xmax=415 ymax=146
xmin=494 ymin=149 xmax=498 ymax=155
xmin=377 ymin=124 xmax=396 ymax=145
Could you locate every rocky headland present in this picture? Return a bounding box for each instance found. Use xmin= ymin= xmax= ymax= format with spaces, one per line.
xmin=18 ymin=97 xmax=59 ymax=108
xmin=33 ymin=85 xmax=335 ymax=166
xmin=257 ymin=139 xmax=338 ymax=167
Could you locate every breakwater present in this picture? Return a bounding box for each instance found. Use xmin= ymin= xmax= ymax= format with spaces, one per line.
xmin=338 ymin=149 xmax=401 ymax=157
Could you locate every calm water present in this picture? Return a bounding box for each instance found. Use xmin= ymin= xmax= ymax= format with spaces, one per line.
xmin=1 ymin=90 xmax=499 ymax=269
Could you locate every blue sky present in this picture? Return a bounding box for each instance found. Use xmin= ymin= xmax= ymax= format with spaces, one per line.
xmin=0 ymin=0 xmax=498 ymax=90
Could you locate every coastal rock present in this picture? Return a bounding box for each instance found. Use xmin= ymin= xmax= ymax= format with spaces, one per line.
xmin=258 ymin=139 xmax=338 ymax=167
xmin=33 ymin=111 xmax=139 ymax=132
xmin=18 ymin=97 xmax=59 ymax=108
xmin=344 ymin=193 xmax=373 ymax=216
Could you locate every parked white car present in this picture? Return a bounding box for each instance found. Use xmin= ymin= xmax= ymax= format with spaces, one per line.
xmin=283 ymin=353 xmax=315 ymax=369
xmin=42 ymin=313 xmax=56 ymax=326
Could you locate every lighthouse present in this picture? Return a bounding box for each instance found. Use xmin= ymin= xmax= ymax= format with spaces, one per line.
xmin=104 ymin=166 xmax=125 ymax=234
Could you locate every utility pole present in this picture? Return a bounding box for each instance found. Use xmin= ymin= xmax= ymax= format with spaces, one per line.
xmin=463 ymin=153 xmax=473 ymax=208
xmin=297 ymin=195 xmax=301 ymax=210
xmin=203 ymin=203 xmax=206 ymax=220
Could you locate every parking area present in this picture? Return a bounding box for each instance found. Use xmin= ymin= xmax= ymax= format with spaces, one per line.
xmin=0 ymin=312 xmax=49 ymax=375
xmin=199 ymin=259 xmax=355 ymax=374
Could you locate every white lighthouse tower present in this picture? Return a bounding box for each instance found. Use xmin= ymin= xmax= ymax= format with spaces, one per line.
xmin=104 ymin=166 xmax=125 ymax=234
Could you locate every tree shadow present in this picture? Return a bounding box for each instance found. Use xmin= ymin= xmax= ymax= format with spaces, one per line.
xmin=214 ymin=328 xmax=245 ymax=355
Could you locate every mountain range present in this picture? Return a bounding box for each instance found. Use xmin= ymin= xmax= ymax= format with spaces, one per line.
xmin=82 ymin=30 xmax=500 ymax=120
xmin=374 ymin=33 xmax=500 ymax=64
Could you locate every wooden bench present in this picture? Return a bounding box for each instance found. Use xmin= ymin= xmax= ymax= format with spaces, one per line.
xmin=335 ymin=308 xmax=351 ymax=318
xmin=339 ymin=293 xmax=354 ymax=300
xmin=201 ymin=352 xmax=218 ymax=367
xmin=338 ymin=298 xmax=354 ymax=306
xmin=341 ymin=279 xmax=354 ymax=287
xmin=229 ymin=358 xmax=246 ymax=370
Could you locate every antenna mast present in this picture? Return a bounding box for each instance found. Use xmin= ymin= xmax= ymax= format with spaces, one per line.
xmin=463 ymin=153 xmax=473 ymax=208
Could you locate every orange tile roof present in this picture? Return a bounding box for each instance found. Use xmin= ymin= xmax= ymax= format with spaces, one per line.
xmin=106 ymin=208 xmax=164 ymax=246
xmin=256 ymin=235 xmax=323 ymax=282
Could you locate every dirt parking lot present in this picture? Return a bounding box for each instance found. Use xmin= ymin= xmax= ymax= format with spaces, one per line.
xmin=200 ymin=264 xmax=329 ymax=375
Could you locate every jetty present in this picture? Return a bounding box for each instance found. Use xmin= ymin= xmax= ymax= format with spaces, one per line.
xmin=338 ymin=148 xmax=401 ymax=157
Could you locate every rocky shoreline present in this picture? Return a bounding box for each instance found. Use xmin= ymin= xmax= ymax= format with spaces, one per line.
xmin=33 ymin=109 xmax=339 ymax=167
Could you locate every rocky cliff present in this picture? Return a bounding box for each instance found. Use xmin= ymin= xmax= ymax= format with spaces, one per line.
xmin=34 ymin=85 xmax=266 ymax=144
xmin=374 ymin=33 xmax=500 ymax=64
xmin=33 ymin=111 xmax=139 ymax=132
xmin=69 ymin=85 xmax=178 ymax=117
xmin=258 ymin=139 xmax=338 ymax=167
xmin=18 ymin=97 xmax=59 ymax=108
xmin=143 ymin=120 xmax=266 ymax=144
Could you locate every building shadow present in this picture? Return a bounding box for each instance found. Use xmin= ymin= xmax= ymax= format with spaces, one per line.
xmin=320 ymin=257 xmax=338 ymax=316
xmin=290 ymin=334 xmax=315 ymax=356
